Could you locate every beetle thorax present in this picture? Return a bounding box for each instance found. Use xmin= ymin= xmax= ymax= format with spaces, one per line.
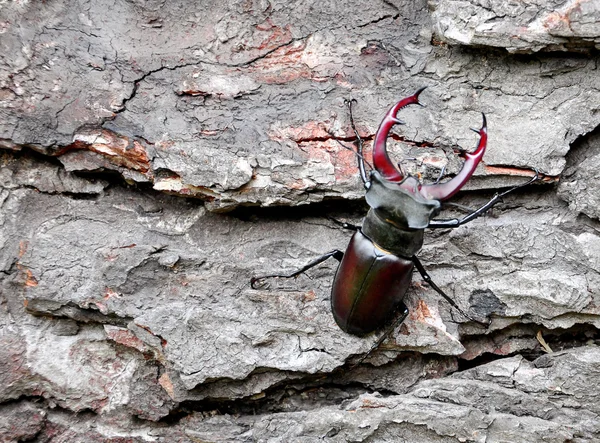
xmin=362 ymin=172 xmax=441 ymax=258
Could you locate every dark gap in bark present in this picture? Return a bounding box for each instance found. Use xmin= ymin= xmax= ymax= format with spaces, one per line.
xmin=24 ymin=299 xmax=134 ymax=327
xmin=229 ymin=197 xmax=369 ymax=223
xmin=0 ymin=394 xmax=98 ymax=417
xmin=157 ymin=324 xmax=599 ymax=423
xmin=0 ymin=145 xmax=130 ymax=194
xmin=70 ymin=168 xmax=135 ymax=187
xmin=158 ymin=381 xmax=376 ymax=424
xmin=229 ymin=175 xmax=558 ymax=223
xmin=560 ymin=123 xmax=600 ymax=182
xmin=458 ymin=323 xmax=600 ymax=371
xmin=1 ymin=146 xmax=63 ymax=168
xmin=450 ymin=44 xmax=599 ymax=64
xmin=0 ymin=395 xmax=48 ymax=408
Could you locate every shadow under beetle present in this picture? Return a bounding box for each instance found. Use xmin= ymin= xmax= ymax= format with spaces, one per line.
xmin=251 ymin=88 xmax=539 ymax=336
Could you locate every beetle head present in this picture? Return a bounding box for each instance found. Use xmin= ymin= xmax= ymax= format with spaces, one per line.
xmin=365 ymin=171 xmax=440 ymax=230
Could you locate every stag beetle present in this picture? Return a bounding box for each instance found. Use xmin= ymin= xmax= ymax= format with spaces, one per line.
xmin=252 ymin=88 xmax=539 ymax=336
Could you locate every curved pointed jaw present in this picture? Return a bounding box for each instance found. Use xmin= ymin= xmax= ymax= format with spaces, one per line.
xmin=373 ymin=91 xmax=488 ymax=202
xmin=420 ymin=113 xmax=487 ymax=201
xmin=372 ymin=87 xmax=426 ymax=183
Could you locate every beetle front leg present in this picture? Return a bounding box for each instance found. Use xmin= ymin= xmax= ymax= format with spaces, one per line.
xmin=327 ymin=217 xmax=361 ymax=231
xmin=412 ymin=256 xmax=489 ymax=326
xmin=427 ymin=169 xmax=540 ymax=229
xmin=251 ymin=250 xmax=344 ymax=289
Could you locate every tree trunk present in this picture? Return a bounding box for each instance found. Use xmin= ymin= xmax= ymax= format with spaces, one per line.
xmin=1 ymin=0 xmax=600 ymax=441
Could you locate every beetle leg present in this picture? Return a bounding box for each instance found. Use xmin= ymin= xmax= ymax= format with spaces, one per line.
xmin=327 ymin=216 xmax=360 ymax=231
xmin=412 ymin=256 xmax=490 ymax=326
xmin=427 ymin=169 xmax=540 ymax=229
xmin=251 ymin=250 xmax=344 ymax=289
xmin=350 ymin=303 xmax=409 ymax=369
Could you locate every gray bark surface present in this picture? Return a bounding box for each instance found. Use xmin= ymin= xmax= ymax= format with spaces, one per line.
xmin=1 ymin=0 xmax=600 ymax=441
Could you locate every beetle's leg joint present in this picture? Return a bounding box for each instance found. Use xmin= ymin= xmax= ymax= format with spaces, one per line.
xmin=327 ymin=217 xmax=360 ymax=232
xmin=250 ymin=277 xmax=267 ymax=289
xmin=332 ymin=250 xmax=344 ymax=261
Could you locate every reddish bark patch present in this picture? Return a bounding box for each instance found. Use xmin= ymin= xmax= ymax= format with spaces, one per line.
xmin=16 ymin=240 xmax=38 ymax=287
xmin=331 ymin=141 xmax=365 ymax=182
xmin=248 ymin=39 xmax=331 ymax=84
xmin=483 ymin=165 xmax=558 ymax=182
xmin=18 ymin=240 xmax=28 ymax=259
xmin=23 ymin=269 xmax=38 ymax=287
xmin=303 ymin=290 xmax=317 ymax=303
xmin=199 ymin=129 xmax=222 ymax=136
xmin=542 ymin=0 xmax=583 ymax=34
xmin=103 ymin=288 xmax=121 ymax=300
xmin=255 ymin=18 xmax=293 ymax=51
xmin=483 ymin=165 xmax=538 ymax=177
xmin=105 ymin=326 xmax=148 ymax=354
xmin=270 ymin=120 xmax=372 ymax=183
xmin=158 ymin=372 xmax=176 ymax=399
xmin=299 ymin=139 xmax=363 ymax=183
xmin=414 ymin=299 xmax=433 ymax=322
xmin=153 ymin=176 xmax=219 ymax=200
xmin=357 ymin=397 xmax=385 ymax=409
xmin=269 ymin=120 xmax=333 ymax=142
xmin=59 ymin=128 xmax=152 ymax=177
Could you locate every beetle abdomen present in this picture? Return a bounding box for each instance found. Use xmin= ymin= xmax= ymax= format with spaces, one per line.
xmin=331 ymin=230 xmax=413 ymax=335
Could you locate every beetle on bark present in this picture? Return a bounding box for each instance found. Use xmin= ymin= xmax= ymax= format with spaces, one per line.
xmin=252 ymin=88 xmax=539 ymax=336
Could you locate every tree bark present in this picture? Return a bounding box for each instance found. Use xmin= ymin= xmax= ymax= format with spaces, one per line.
xmin=1 ymin=0 xmax=600 ymax=441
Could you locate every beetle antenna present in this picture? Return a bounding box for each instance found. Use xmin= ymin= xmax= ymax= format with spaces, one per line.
xmin=345 ymin=98 xmax=372 ymax=187
xmin=433 ymin=164 xmax=447 ymax=185
xmin=328 ymin=134 xmax=373 ymax=172
xmin=428 ymin=168 xmax=542 ymax=229
xmin=396 ymin=157 xmax=419 ymax=178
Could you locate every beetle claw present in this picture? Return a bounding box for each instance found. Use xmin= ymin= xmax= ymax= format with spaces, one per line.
xmin=250 ymin=277 xmax=268 ymax=289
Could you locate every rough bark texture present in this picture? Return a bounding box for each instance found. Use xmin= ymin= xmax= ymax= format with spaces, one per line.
xmin=1 ymin=0 xmax=600 ymax=441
